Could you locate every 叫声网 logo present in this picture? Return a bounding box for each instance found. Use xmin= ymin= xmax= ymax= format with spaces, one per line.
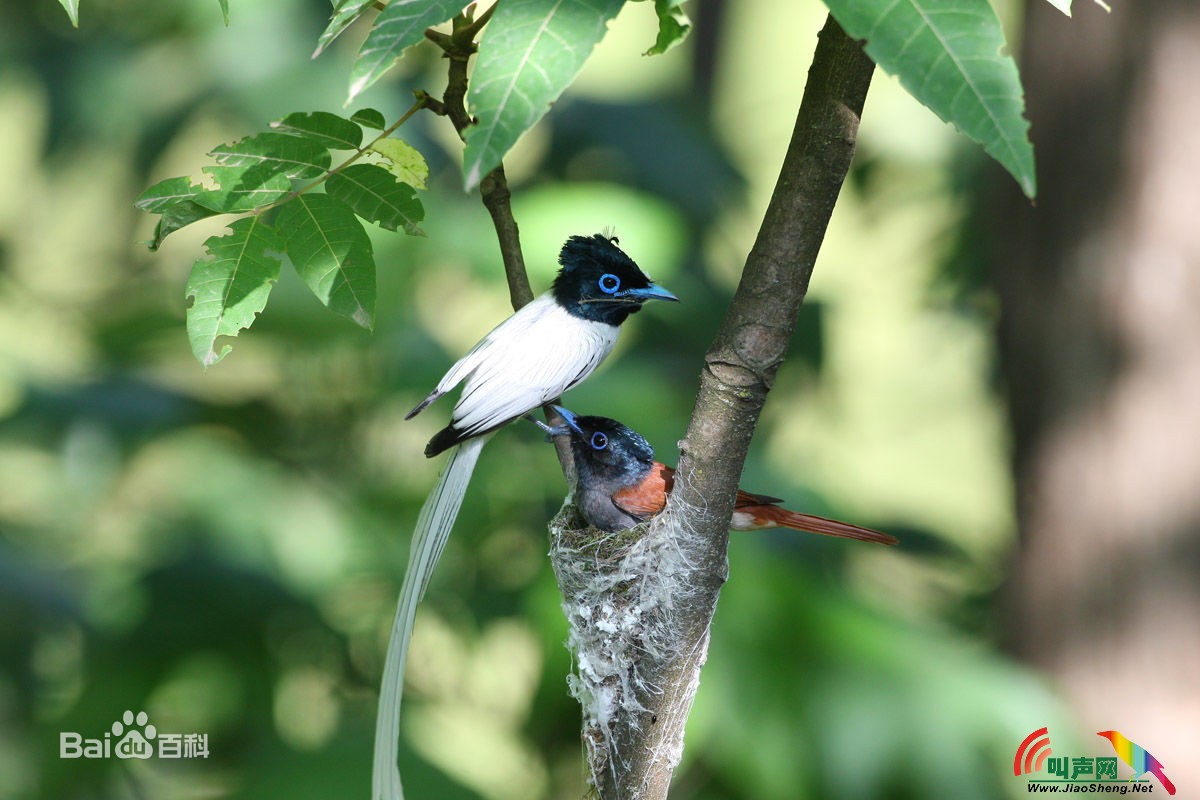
xmin=60 ymin=710 xmax=209 ymax=760
xmin=1014 ymin=726 xmax=1053 ymax=776
xmin=1014 ymin=726 xmax=1176 ymax=796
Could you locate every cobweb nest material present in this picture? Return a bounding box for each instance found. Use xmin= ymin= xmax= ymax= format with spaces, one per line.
xmin=548 ymin=498 xmax=721 ymax=798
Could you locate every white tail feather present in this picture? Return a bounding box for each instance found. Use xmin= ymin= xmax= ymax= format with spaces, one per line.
xmin=372 ymin=436 xmax=486 ymax=800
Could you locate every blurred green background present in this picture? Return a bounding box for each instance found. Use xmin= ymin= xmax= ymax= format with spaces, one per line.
xmin=4 ymin=0 xmax=1195 ymax=798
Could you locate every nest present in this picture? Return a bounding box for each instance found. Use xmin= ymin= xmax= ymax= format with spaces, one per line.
xmin=548 ymin=499 xmax=711 ymax=795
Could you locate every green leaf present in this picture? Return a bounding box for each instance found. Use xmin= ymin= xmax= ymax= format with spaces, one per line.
xmin=271 ymin=111 xmax=364 ymax=151
xmin=368 ymin=138 xmax=429 ymax=190
xmin=194 ymin=165 xmax=292 ymax=213
xmin=646 ymin=0 xmax=691 ymax=55
xmin=150 ymin=201 xmax=221 ymax=251
xmin=135 ymin=176 xmax=200 ymax=213
xmin=58 ymin=0 xmax=80 ymax=26
xmin=351 ymin=108 xmax=387 ymax=130
xmin=348 ymin=0 xmax=468 ymax=103
xmin=210 ymin=132 xmax=332 ymax=180
xmin=314 ymin=0 xmax=377 ymax=58
xmin=135 ymin=177 xmax=220 ymax=248
xmin=326 ymin=164 xmax=425 ymax=235
xmin=217 ymin=0 xmax=229 ymax=25
xmin=277 ymin=194 xmax=375 ymax=329
xmin=185 ymin=217 xmax=284 ymax=367
xmin=822 ymin=0 xmax=1036 ymax=198
xmin=462 ymin=0 xmax=624 ymax=191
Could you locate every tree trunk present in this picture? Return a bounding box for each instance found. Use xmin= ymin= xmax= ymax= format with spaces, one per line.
xmin=999 ymin=0 xmax=1200 ymax=784
xmin=550 ymin=16 xmax=875 ymax=799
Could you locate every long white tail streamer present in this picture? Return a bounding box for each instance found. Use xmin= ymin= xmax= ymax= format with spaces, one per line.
xmin=372 ymin=436 xmax=486 ymax=800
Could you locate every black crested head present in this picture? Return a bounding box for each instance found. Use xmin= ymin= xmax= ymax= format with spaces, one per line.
xmin=551 ymin=233 xmax=678 ymax=325
xmin=551 ymin=407 xmax=655 ymax=488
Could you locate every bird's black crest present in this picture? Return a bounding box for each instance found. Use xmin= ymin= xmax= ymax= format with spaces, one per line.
xmin=556 ymin=233 xmax=638 ymax=276
xmin=552 ymin=233 xmax=660 ymax=325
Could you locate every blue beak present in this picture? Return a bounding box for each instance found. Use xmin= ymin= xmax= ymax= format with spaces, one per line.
xmin=620 ymin=283 xmax=679 ymax=303
xmin=550 ymin=405 xmax=584 ymax=435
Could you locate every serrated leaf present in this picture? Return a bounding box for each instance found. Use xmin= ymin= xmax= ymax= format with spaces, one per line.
xmin=327 ymin=164 xmax=425 ymax=235
xmin=462 ymin=0 xmax=624 ymax=191
xmin=185 ymin=217 xmax=284 ymax=366
xmin=368 ymin=138 xmax=429 ymax=190
xmin=150 ymin=201 xmax=221 ymax=251
xmin=135 ymin=176 xmax=200 ymax=213
xmin=58 ymin=0 xmax=79 ymax=27
xmin=135 ymin=177 xmax=219 ymax=248
xmin=277 ymin=194 xmax=375 ymax=329
xmin=194 ymin=165 xmax=292 ymax=213
xmin=217 ymin=0 xmax=229 ymax=25
xmin=314 ymin=0 xmax=377 ymax=58
xmin=210 ymin=132 xmax=332 ymax=180
xmin=271 ymin=111 xmax=364 ymax=150
xmin=823 ymin=0 xmax=1036 ymax=198
xmin=646 ymin=0 xmax=691 ymax=56
xmin=347 ymin=0 xmax=469 ymax=102
xmin=351 ymin=108 xmax=387 ymax=129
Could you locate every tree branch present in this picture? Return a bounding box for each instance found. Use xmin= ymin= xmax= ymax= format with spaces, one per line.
xmin=549 ymin=15 xmax=875 ymax=798
xmin=422 ymin=5 xmax=532 ymax=309
xmin=422 ymin=5 xmax=568 ymax=468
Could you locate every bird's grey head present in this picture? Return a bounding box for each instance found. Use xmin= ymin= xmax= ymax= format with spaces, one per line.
xmin=544 ymin=406 xmax=655 ymax=484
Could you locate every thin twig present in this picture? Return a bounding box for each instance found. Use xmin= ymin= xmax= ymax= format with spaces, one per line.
xmin=422 ymin=6 xmax=532 ymax=308
xmin=423 ymin=4 xmax=567 ymax=469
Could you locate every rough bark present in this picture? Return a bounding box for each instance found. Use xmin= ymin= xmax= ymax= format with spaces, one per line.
xmin=548 ymin=16 xmax=875 ymax=799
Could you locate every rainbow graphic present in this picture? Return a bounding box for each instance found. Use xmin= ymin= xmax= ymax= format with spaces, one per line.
xmin=1013 ymin=727 xmax=1052 ymax=776
xmin=1097 ymin=731 xmax=1176 ymax=795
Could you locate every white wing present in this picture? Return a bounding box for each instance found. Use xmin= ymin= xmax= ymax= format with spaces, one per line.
xmin=445 ymin=294 xmax=618 ymax=438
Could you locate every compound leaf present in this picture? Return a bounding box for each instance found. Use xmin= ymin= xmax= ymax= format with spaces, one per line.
xmin=327 ymin=164 xmax=424 ymax=235
xmin=135 ymin=176 xmax=200 ymax=213
xmin=271 ymin=111 xmax=364 ymax=151
xmin=210 ymin=132 xmax=332 ymax=180
xmin=368 ymin=137 xmax=429 ymax=190
xmin=314 ymin=0 xmax=376 ymax=57
xmin=823 ymin=0 xmax=1036 ymax=197
xmin=58 ymin=0 xmax=79 ymax=27
xmin=462 ymin=0 xmax=624 ymax=191
xmin=350 ymin=108 xmax=387 ymax=129
xmin=185 ymin=216 xmax=284 ymax=367
xmin=646 ymin=0 xmax=691 ymax=55
xmin=151 ymin=201 xmax=221 ymax=251
xmin=194 ymin=165 xmax=292 ymax=213
xmin=348 ymin=0 xmax=469 ymax=103
xmin=277 ymin=194 xmax=375 ymax=329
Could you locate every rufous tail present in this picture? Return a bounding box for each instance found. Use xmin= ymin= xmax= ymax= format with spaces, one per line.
xmin=735 ymin=505 xmax=898 ymax=546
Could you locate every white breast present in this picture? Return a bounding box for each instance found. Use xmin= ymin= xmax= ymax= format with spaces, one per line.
xmin=437 ymin=294 xmax=619 ymax=439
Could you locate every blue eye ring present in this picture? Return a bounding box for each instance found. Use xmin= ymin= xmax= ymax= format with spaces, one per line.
xmin=598 ymin=273 xmax=621 ymax=294
xmin=590 ymin=432 xmax=608 ymax=450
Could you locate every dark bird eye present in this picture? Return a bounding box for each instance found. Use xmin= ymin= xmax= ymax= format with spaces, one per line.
xmin=598 ymin=274 xmax=620 ymax=294
xmin=590 ymin=432 xmax=608 ymax=450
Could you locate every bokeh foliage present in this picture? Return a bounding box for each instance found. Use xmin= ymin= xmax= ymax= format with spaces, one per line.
xmin=1 ymin=0 xmax=1068 ymax=798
